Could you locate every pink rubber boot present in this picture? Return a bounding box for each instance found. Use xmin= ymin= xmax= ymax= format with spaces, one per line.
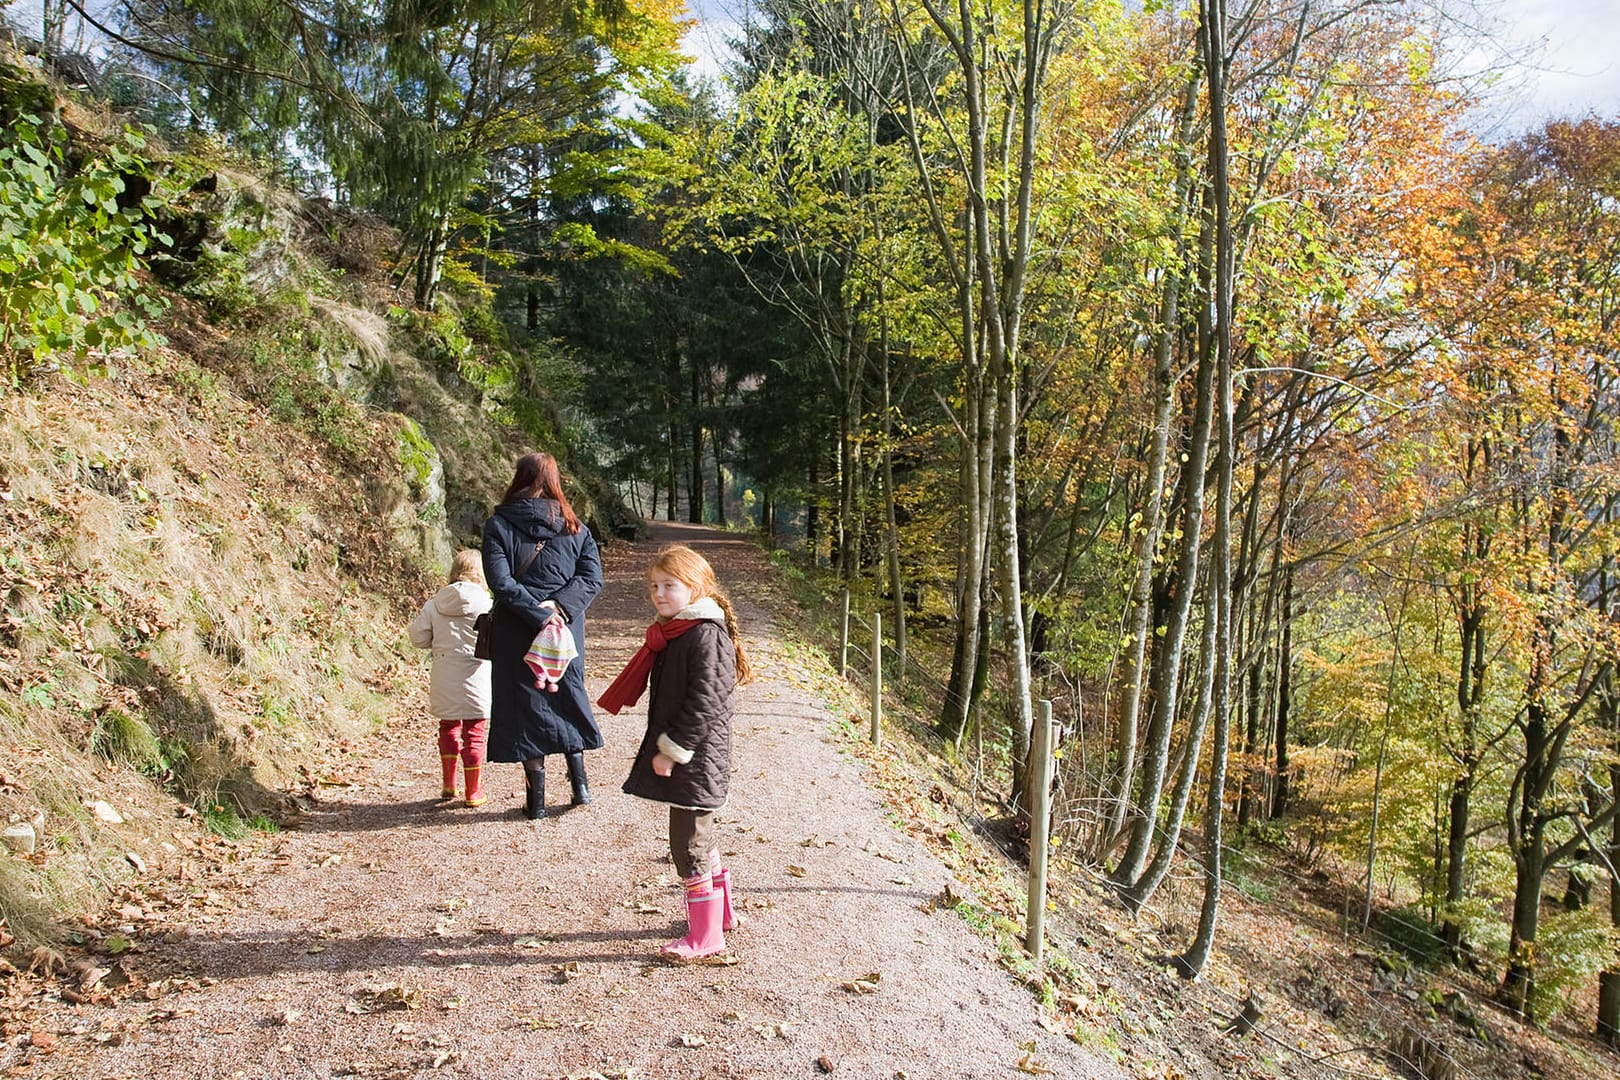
xmin=707 ymin=853 xmax=741 ymax=932
xmin=661 ymin=872 xmax=726 ymax=961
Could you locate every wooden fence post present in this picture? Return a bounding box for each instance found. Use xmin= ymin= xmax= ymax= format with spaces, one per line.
xmin=870 ymin=610 xmax=882 ymax=746
xmin=1027 ymin=699 xmax=1054 ymax=962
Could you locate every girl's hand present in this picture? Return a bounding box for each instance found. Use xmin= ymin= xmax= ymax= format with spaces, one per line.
xmin=539 ymin=600 xmax=563 ymax=625
xmin=651 ymin=752 xmax=674 ymax=777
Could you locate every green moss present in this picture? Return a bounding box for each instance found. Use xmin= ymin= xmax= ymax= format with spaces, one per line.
xmin=397 ymin=417 xmax=437 ymax=499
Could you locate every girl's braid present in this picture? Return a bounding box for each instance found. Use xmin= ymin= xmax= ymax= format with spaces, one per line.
xmin=710 ymin=588 xmax=753 ymax=685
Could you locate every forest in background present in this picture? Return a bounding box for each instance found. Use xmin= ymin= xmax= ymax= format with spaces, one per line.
xmin=4 ymin=0 xmax=1620 ymax=1060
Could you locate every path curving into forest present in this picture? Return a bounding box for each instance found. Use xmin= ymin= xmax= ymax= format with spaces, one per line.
xmin=22 ymin=521 xmax=1127 ymax=1080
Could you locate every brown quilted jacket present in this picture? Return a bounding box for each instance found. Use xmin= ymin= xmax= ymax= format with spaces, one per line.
xmin=621 ymin=618 xmax=735 ymax=810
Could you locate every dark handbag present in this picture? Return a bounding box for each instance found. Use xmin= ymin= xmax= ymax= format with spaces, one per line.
xmin=473 ymin=538 xmax=546 ymax=661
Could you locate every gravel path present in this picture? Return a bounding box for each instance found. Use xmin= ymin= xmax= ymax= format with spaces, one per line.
xmin=32 ymin=522 xmax=1127 ymax=1080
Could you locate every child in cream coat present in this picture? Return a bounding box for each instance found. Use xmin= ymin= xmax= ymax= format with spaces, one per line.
xmin=409 ymin=550 xmax=494 ymax=806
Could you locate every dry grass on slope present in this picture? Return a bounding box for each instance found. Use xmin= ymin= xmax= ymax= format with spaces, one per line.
xmin=0 ymin=339 xmax=437 ymax=947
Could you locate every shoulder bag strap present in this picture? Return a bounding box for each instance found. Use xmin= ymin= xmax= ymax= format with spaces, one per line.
xmin=515 ymin=537 xmax=546 ymax=578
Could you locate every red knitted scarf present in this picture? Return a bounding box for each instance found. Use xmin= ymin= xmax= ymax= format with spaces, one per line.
xmin=596 ymin=618 xmax=703 ymax=715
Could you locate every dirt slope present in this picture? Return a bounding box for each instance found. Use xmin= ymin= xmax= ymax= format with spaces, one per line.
xmin=11 ymin=521 xmax=1127 ymax=1080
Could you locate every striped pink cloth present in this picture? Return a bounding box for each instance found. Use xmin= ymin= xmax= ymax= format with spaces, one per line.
xmin=524 ymin=619 xmax=578 ymax=692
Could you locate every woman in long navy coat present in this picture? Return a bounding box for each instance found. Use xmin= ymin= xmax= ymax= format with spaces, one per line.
xmin=481 ymin=452 xmax=603 ymax=819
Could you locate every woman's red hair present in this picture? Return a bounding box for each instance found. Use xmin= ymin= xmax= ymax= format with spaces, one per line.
xmin=502 ymin=452 xmax=580 ymax=534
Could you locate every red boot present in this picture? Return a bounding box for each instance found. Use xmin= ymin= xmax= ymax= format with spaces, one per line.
xmin=461 ymin=721 xmax=488 ymax=808
xmin=437 ymin=721 xmax=462 ymax=799
xmin=463 ymin=764 xmax=485 ymax=807
xmin=661 ymin=873 xmax=726 ymax=961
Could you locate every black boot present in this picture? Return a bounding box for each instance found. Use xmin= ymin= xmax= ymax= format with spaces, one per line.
xmin=523 ymin=761 xmax=546 ymax=820
xmin=565 ymin=752 xmax=592 ymax=806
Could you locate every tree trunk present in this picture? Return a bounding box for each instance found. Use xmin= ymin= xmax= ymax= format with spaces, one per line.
xmin=414 ymin=223 xmax=446 ymax=308
xmin=807 ymin=453 xmax=820 ymax=565
xmin=1271 ymin=563 xmax=1294 ymax=818
xmin=1501 ymin=843 xmax=1545 ymax=1018
xmin=1442 ymin=767 xmax=1473 ymax=957
xmin=525 ymin=148 xmax=541 ymax=333
xmin=688 ymin=358 xmax=704 ymax=524
xmin=1365 ymin=559 xmax=1414 ymax=927
xmin=1443 ymin=453 xmax=1489 ymax=954
xmin=1599 ymin=751 xmax=1619 ymax=1044
xmin=1175 ymin=0 xmax=1233 ymax=980
xmin=711 ymin=374 xmax=726 ymax=527
xmin=664 ymin=348 xmax=680 ymax=521
xmin=1500 ymin=690 xmax=1551 ymax=1018
xmin=878 ymin=293 xmax=907 ymax=676
xmin=1110 ymin=201 xmax=1218 ymax=888
xmin=1123 ymin=581 xmax=1217 ymax=914
xmin=941 ymin=352 xmax=992 ymax=745
xmin=1102 ymin=64 xmax=1202 ymax=861
xmin=837 ymin=337 xmax=856 ymax=579
xmin=1237 ymin=581 xmax=1263 ymax=829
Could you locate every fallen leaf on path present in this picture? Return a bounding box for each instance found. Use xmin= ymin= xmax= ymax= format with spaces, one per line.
xmin=1015 ymin=1053 xmax=1053 ymax=1075
xmin=862 ymin=839 xmax=905 ymax=863
xmin=890 ymin=876 xmax=912 ymax=886
xmin=840 ymin=972 xmax=881 ymax=994
xmin=786 ymin=865 xmax=808 ymax=878
xmin=519 ymin=1014 xmax=560 ymax=1030
xmin=1056 ymin=992 xmax=1093 ymax=1015
xmin=553 ymin=960 xmax=584 ymax=982
xmin=513 ymin=936 xmax=551 ymax=948
xmin=679 ymin=1033 xmax=707 ymax=1047
xmin=349 ymin=983 xmax=420 ymax=1012
xmin=28 ymin=946 xmax=65 ymax=975
xmin=800 ymin=835 xmax=832 ymax=848
xmin=275 ymin=1009 xmax=303 ymax=1026
xmin=430 ymin=1050 xmax=458 ymax=1069
xmin=754 ymin=1020 xmax=796 ymax=1039
xmin=816 ymin=1056 xmax=836 ymax=1074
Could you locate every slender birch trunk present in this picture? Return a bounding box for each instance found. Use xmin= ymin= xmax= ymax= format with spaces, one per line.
xmin=1176 ymin=0 xmax=1234 ymax=978
xmin=1103 ymin=66 xmax=1203 ymax=856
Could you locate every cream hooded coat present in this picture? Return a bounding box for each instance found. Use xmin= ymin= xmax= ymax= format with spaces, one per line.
xmin=408 ymin=580 xmax=494 ymax=720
